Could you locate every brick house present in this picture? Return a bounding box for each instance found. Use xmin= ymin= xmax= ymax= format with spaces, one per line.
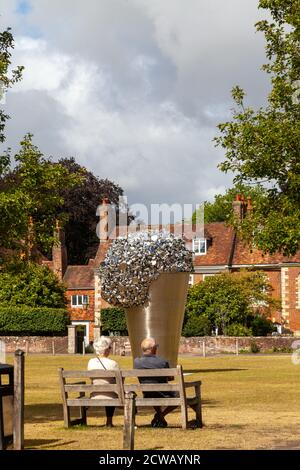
xmin=48 ymin=199 xmax=300 ymax=344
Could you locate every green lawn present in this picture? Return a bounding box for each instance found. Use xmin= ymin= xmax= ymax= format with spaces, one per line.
xmin=8 ymin=354 xmax=300 ymax=450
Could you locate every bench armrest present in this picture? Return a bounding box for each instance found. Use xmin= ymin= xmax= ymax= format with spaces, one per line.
xmin=184 ymin=381 xmax=201 ymax=388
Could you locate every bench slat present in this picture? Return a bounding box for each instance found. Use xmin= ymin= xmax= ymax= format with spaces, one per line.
xmin=121 ymin=369 xmax=178 ymax=377
xmin=124 ymin=384 xmax=179 ymax=392
xmin=135 ymin=398 xmax=181 ymax=407
xmin=65 ymin=384 xmax=119 ymax=393
xmin=67 ymin=399 xmax=123 ymax=407
xmin=63 ymin=370 xmax=117 ymax=378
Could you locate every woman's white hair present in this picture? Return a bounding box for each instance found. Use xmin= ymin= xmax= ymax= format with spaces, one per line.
xmin=93 ymin=336 xmax=112 ymax=356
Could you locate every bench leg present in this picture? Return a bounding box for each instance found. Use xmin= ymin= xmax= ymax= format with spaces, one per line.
xmin=79 ymin=406 xmax=87 ymax=425
xmin=63 ymin=405 xmax=71 ymax=428
xmin=195 ymin=385 xmax=203 ymax=428
xmin=180 ymin=402 xmax=188 ymax=430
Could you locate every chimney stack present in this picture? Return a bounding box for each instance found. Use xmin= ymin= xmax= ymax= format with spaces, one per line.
xmin=99 ymin=197 xmax=110 ymax=242
xmin=232 ymin=194 xmax=246 ymax=221
xmin=52 ymin=220 xmax=67 ymax=281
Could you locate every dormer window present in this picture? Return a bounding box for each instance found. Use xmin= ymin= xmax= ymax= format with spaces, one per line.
xmin=192 ymin=238 xmax=207 ymax=255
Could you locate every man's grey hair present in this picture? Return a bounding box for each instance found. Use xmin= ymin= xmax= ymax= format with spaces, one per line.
xmin=94 ymin=336 xmax=112 ymax=355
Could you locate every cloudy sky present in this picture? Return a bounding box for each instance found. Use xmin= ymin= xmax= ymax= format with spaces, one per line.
xmin=1 ymin=0 xmax=270 ymax=220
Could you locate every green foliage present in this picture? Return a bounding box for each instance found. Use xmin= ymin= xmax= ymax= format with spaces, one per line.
xmin=250 ymin=342 xmax=261 ymax=353
xmin=57 ymin=158 xmax=127 ymax=264
xmin=101 ymin=307 xmax=128 ymax=336
xmin=182 ymin=316 xmax=212 ymax=337
xmin=0 ymin=306 xmax=69 ymax=336
xmin=192 ymin=184 xmax=267 ymax=224
xmin=0 ymin=134 xmax=82 ymax=254
xmin=184 ymin=271 xmax=277 ymax=335
xmin=215 ymin=0 xmax=300 ymax=256
xmin=0 ymin=28 xmax=24 ymax=144
xmin=272 ymin=346 xmax=293 ymax=353
xmin=251 ymin=315 xmax=276 ymax=336
xmin=226 ymin=323 xmax=253 ymax=337
xmin=0 ymin=261 xmax=66 ymax=308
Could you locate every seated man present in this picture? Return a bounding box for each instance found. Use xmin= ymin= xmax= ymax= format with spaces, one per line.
xmin=134 ymin=337 xmax=178 ymax=428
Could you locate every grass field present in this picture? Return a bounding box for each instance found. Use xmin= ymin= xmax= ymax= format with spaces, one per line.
xmin=7 ymin=354 xmax=300 ymax=450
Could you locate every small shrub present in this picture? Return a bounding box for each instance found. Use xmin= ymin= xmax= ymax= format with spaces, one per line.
xmin=272 ymin=346 xmax=293 ymax=353
xmin=239 ymin=348 xmax=250 ymax=354
xmin=226 ymin=323 xmax=252 ymax=337
xmin=182 ymin=316 xmax=212 ymax=337
xmin=101 ymin=308 xmax=128 ymax=336
xmin=250 ymin=342 xmax=260 ymax=353
xmin=251 ymin=315 xmax=275 ymax=336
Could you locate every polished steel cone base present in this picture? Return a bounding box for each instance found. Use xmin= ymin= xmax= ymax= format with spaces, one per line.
xmin=125 ymin=272 xmax=190 ymax=367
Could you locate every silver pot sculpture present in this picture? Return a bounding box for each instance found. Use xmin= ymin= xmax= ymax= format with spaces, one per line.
xmin=126 ymin=272 xmax=190 ymax=367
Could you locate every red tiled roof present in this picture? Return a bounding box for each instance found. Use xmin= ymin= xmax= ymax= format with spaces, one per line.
xmin=90 ymin=221 xmax=300 ymax=270
xmin=232 ymin=239 xmax=300 ymax=265
xmin=63 ymin=266 xmax=94 ymax=289
xmin=193 ymin=222 xmax=234 ymax=266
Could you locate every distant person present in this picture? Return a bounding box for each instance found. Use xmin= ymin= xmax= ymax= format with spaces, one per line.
xmin=87 ymin=336 xmax=119 ymax=427
xmin=134 ymin=337 xmax=178 ymax=428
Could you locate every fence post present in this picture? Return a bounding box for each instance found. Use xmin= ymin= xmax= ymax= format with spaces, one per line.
xmin=123 ymin=391 xmax=136 ymax=450
xmin=13 ymin=349 xmax=25 ymax=450
xmin=52 ymin=339 xmax=55 ymax=356
xmin=82 ymin=341 xmax=85 ymax=356
xmin=25 ymin=341 xmax=29 ymax=356
xmin=202 ymin=339 xmax=206 ymax=358
xmin=236 ymin=338 xmax=239 ymax=356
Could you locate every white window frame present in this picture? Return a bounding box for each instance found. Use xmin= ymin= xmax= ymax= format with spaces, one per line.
xmin=192 ymin=238 xmax=207 ymax=255
xmin=71 ymin=294 xmax=89 ymax=308
xmin=188 ymin=274 xmax=195 ymax=286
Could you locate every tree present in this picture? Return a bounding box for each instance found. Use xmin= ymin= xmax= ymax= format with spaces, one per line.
xmin=0 ymin=260 xmax=66 ymax=308
xmin=215 ymin=0 xmax=300 ymax=256
xmin=0 ymin=134 xmax=82 ymax=256
xmin=57 ymin=158 xmax=125 ymax=264
xmin=184 ymin=271 xmax=278 ymax=335
xmin=0 ymin=28 xmax=23 ymax=144
xmin=192 ymin=184 xmax=267 ymax=224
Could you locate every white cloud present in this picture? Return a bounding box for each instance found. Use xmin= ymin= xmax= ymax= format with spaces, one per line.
xmin=1 ymin=0 xmax=269 ymax=214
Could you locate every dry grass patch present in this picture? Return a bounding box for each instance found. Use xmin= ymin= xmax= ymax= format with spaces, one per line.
xmin=7 ymin=354 xmax=300 ymax=450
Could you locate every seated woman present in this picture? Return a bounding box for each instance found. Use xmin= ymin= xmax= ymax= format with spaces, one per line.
xmin=87 ymin=336 xmax=119 ymax=427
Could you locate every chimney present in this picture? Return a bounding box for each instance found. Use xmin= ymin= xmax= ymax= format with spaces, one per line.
xmin=52 ymin=220 xmax=67 ymax=281
xmin=246 ymin=196 xmax=253 ymax=212
xmin=99 ymin=197 xmax=110 ymax=242
xmin=232 ymin=194 xmax=246 ymax=221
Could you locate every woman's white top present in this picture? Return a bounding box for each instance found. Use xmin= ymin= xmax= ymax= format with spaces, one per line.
xmin=87 ymin=356 xmax=119 ymax=399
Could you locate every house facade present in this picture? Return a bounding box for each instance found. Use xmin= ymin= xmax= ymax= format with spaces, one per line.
xmin=47 ymin=198 xmax=300 ymax=344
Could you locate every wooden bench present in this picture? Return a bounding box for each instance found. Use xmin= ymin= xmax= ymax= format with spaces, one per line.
xmin=58 ymin=365 xmax=202 ymax=430
xmin=58 ymin=368 xmax=124 ymax=428
xmin=122 ymin=365 xmax=202 ymax=430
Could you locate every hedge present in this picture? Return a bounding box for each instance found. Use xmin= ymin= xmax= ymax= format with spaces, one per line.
xmin=101 ymin=308 xmax=128 ymax=336
xmin=0 ymin=306 xmax=70 ymax=336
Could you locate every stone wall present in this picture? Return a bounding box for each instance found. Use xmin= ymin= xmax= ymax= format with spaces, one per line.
xmin=0 ymin=336 xmax=68 ymax=354
xmin=0 ymin=335 xmax=296 ymax=355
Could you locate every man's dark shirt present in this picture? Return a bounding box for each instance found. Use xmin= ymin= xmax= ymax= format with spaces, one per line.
xmin=134 ymin=354 xmax=173 ymax=398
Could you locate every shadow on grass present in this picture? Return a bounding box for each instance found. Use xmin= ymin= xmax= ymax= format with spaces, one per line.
xmin=185 ymin=368 xmax=247 ymax=374
xmin=25 ymin=439 xmax=77 ymax=449
xmin=25 ymin=398 xmax=218 ymax=425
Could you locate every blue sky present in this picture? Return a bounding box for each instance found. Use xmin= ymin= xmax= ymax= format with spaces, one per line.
xmin=16 ymin=0 xmax=31 ymax=15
